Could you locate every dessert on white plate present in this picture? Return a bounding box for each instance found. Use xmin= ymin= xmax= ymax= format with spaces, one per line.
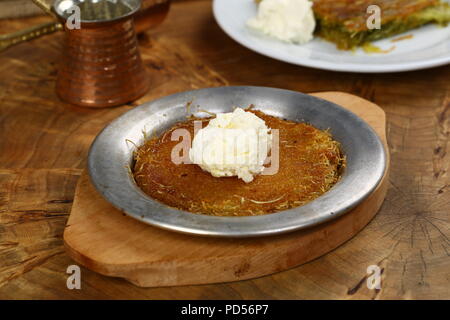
xmin=213 ymin=0 xmax=450 ymax=72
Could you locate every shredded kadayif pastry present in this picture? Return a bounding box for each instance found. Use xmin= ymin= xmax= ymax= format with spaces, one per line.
xmin=133 ymin=109 xmax=345 ymax=216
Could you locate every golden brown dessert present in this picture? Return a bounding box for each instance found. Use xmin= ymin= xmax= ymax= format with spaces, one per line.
xmin=133 ymin=110 xmax=345 ymax=216
xmin=254 ymin=0 xmax=450 ymax=50
xmin=313 ymin=0 xmax=450 ymax=49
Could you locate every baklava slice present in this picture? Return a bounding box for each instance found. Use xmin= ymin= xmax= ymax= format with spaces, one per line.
xmin=313 ymin=0 xmax=450 ymax=49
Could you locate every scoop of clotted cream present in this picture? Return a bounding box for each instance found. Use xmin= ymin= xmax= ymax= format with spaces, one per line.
xmin=189 ymin=108 xmax=272 ymax=183
xmin=247 ymin=0 xmax=316 ymax=45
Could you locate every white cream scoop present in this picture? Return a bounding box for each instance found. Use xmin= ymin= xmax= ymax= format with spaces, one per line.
xmin=189 ymin=108 xmax=272 ymax=183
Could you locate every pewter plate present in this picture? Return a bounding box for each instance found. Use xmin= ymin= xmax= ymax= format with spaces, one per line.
xmin=88 ymin=86 xmax=386 ymax=237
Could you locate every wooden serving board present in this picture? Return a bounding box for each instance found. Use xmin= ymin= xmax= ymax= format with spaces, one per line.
xmin=64 ymin=92 xmax=389 ymax=287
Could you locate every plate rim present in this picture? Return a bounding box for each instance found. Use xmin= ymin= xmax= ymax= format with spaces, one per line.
xmin=212 ymin=0 xmax=450 ymax=73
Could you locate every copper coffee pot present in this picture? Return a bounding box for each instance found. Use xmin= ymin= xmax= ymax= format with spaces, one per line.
xmin=54 ymin=0 xmax=150 ymax=107
xmin=0 ymin=0 xmax=171 ymax=50
xmin=0 ymin=0 xmax=171 ymax=107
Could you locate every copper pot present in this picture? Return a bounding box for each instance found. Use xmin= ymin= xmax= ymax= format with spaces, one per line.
xmin=0 ymin=0 xmax=172 ymax=108
xmin=0 ymin=0 xmax=171 ymax=50
xmin=53 ymin=0 xmax=149 ymax=107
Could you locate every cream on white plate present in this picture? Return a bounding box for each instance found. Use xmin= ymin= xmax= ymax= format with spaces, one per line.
xmin=247 ymin=0 xmax=315 ymax=45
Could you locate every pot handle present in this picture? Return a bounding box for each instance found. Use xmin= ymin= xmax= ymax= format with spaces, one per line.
xmin=0 ymin=21 xmax=63 ymax=52
xmin=0 ymin=0 xmax=62 ymax=52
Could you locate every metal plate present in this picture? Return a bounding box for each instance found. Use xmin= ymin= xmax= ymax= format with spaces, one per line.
xmin=88 ymin=86 xmax=386 ymax=237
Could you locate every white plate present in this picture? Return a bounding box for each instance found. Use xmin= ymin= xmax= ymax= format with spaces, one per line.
xmin=213 ymin=0 xmax=450 ymax=73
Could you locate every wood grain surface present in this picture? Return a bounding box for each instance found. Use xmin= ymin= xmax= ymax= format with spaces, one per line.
xmin=0 ymin=0 xmax=449 ymax=299
xmin=63 ymin=92 xmax=389 ymax=288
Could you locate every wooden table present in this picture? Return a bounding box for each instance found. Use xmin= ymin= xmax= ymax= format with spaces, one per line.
xmin=0 ymin=0 xmax=448 ymax=299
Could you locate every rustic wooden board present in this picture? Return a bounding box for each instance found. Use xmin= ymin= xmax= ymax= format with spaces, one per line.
xmin=63 ymin=92 xmax=389 ymax=287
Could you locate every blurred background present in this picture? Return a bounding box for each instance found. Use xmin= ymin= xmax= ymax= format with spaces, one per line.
xmin=0 ymin=0 xmax=46 ymax=19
